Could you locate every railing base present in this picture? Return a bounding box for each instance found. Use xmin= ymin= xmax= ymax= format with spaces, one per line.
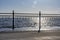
xmin=38 ymin=30 xmax=40 ymax=33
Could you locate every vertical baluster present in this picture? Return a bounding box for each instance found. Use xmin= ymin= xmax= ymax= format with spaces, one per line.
xmin=12 ymin=10 xmax=14 ymax=30
xmin=38 ymin=11 xmax=41 ymax=32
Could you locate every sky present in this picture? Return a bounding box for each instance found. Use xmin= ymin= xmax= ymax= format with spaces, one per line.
xmin=0 ymin=0 xmax=60 ymax=14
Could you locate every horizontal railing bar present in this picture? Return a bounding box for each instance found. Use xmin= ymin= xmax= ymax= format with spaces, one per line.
xmin=0 ymin=13 xmax=60 ymax=15
xmin=0 ymin=13 xmax=38 ymax=14
xmin=41 ymin=16 xmax=60 ymax=17
xmin=14 ymin=16 xmax=39 ymax=17
xmin=41 ymin=13 xmax=60 ymax=15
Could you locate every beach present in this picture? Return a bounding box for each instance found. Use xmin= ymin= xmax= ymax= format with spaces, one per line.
xmin=0 ymin=30 xmax=60 ymax=40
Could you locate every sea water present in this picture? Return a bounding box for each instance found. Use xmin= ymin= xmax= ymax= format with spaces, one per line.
xmin=0 ymin=16 xmax=60 ymax=32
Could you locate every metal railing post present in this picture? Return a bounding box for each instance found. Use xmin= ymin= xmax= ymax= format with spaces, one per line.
xmin=38 ymin=11 xmax=41 ymax=32
xmin=12 ymin=10 xmax=14 ymax=30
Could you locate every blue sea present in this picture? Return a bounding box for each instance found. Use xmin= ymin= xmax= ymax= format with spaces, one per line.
xmin=0 ymin=16 xmax=60 ymax=32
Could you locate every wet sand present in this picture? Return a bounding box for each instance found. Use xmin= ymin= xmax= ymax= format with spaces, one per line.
xmin=0 ymin=30 xmax=60 ymax=40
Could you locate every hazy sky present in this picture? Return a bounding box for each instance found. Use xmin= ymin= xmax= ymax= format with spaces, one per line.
xmin=0 ymin=0 xmax=60 ymax=14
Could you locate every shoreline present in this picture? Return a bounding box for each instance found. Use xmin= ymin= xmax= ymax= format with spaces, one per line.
xmin=0 ymin=30 xmax=60 ymax=33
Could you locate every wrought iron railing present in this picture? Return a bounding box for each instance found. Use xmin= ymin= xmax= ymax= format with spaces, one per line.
xmin=0 ymin=10 xmax=40 ymax=32
xmin=0 ymin=11 xmax=60 ymax=32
